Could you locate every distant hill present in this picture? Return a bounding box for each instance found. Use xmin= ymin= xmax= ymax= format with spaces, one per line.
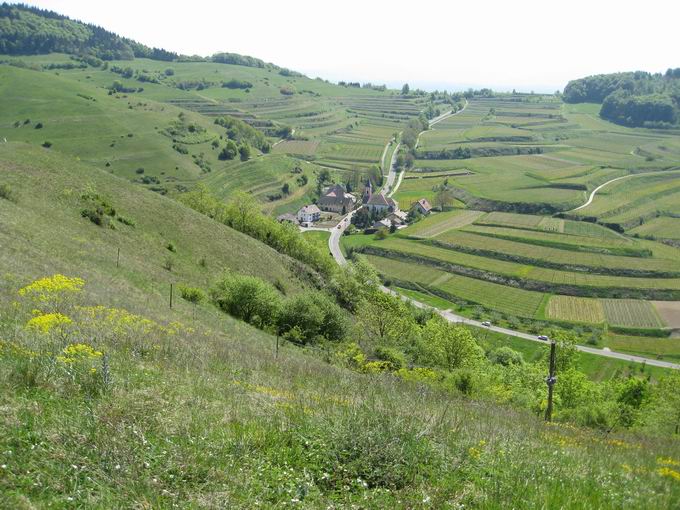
xmin=563 ymin=69 xmax=680 ymax=128
xmin=0 ymin=2 xmax=176 ymax=60
xmin=0 ymin=3 xmax=300 ymax=75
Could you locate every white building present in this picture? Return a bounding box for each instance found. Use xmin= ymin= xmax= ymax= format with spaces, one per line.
xmin=297 ymin=204 xmax=321 ymax=224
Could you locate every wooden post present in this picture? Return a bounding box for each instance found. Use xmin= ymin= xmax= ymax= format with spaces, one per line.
xmin=545 ymin=340 xmax=557 ymax=422
xmin=169 ymin=283 xmax=173 ymax=309
xmin=275 ymin=335 xmax=279 ymax=359
xmin=116 ymin=247 xmax=120 ymax=268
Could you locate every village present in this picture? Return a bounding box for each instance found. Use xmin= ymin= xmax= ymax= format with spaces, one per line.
xmin=277 ymin=180 xmax=432 ymax=234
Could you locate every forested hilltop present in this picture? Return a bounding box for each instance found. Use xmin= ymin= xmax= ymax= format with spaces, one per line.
xmin=563 ymin=69 xmax=680 ymax=128
xmin=0 ymin=3 xmax=298 ymax=73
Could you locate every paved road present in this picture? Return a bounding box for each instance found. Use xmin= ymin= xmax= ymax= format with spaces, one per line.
xmin=324 ymin=99 xmax=679 ymax=370
xmin=381 ymin=143 xmax=401 ymax=197
xmin=570 ymin=170 xmax=680 ymax=212
xmin=327 ymin=216 xmax=680 ymax=370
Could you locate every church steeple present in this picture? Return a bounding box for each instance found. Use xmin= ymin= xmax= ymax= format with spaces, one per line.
xmin=362 ymin=179 xmax=373 ymax=204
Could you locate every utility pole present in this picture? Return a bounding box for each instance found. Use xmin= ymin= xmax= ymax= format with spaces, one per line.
xmin=545 ymin=340 xmax=557 ymax=422
xmin=275 ymin=335 xmax=279 ymax=359
xmin=116 ymin=247 xmax=120 ymax=268
xmin=169 ymin=283 xmax=173 ymax=309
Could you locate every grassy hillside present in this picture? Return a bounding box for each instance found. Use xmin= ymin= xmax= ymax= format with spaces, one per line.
xmin=0 ymin=55 xmax=430 ymax=213
xmin=0 ymin=142 xmax=311 ymax=307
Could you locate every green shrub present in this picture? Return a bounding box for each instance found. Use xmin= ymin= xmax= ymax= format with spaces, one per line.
xmin=34 ymin=122 xmax=43 ymax=129
xmin=116 ymin=215 xmax=135 ymax=227
xmin=304 ymin=402 xmax=439 ymax=490
xmin=42 ymin=141 xmax=52 ymax=148
xmin=211 ymin=273 xmax=281 ymax=329
xmin=488 ymin=346 xmax=524 ymax=366
xmin=276 ymin=292 xmax=347 ymax=344
xmin=166 ymin=241 xmax=176 ymax=253
xmin=179 ymin=285 xmax=206 ymax=304
xmin=374 ymin=346 xmax=406 ymax=370
xmin=0 ymin=183 xmax=16 ymax=202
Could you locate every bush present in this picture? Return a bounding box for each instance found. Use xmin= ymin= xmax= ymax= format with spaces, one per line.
xmin=374 ymin=346 xmax=406 ymax=370
xmin=305 ymin=402 xmax=439 ymax=490
xmin=218 ymin=140 xmax=238 ymax=160
xmin=162 ymin=255 xmax=174 ymax=271
xmin=42 ymin=141 xmax=52 ymax=148
xmin=116 ymin=215 xmax=135 ymax=227
xmin=179 ymin=285 xmax=206 ymax=304
xmin=0 ymin=183 xmax=16 ymax=202
xmin=166 ymin=241 xmax=176 ymax=253
xmin=488 ymin=346 xmax=524 ymax=366
xmin=276 ymin=292 xmax=347 ymax=344
xmin=211 ymin=274 xmax=281 ymax=329
xmin=34 ymin=122 xmax=43 ymax=129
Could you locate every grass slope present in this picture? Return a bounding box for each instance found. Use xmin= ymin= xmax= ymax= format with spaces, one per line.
xmin=0 ymin=142 xmax=310 ymax=306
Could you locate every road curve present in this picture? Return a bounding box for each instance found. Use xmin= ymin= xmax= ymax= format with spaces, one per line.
xmin=570 ymin=169 xmax=680 ymax=212
xmin=327 ymin=220 xmax=680 ymax=370
xmin=325 ymin=99 xmax=678 ymax=369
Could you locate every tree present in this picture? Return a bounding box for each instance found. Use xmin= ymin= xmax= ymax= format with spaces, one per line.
xmin=416 ymin=319 xmax=484 ymax=371
xmin=643 ymin=372 xmax=680 ymax=435
xmin=282 ymin=182 xmax=290 ymax=195
xmin=316 ymin=168 xmax=331 ymax=196
xmin=356 ymin=290 xmax=416 ymax=347
xmin=239 ymin=143 xmax=251 ymax=161
xmin=401 ymin=83 xmax=410 ymax=95
xmin=218 ymin=140 xmax=238 ymax=160
xmin=434 ymin=188 xmax=455 ymax=211
xmin=225 ymin=191 xmax=260 ymax=231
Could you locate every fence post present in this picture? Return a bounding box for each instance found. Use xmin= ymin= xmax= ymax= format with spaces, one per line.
xmin=545 ymin=340 xmax=557 ymax=422
xmin=169 ymin=283 xmax=173 ymax=309
xmin=116 ymin=247 xmax=120 ymax=268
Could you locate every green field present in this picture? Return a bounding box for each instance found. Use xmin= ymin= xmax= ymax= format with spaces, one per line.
xmin=0 ymin=55 xmax=426 ymax=214
xmin=411 ymin=97 xmax=680 ymax=210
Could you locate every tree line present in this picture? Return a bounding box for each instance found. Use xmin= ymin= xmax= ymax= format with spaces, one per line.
xmin=563 ymin=70 xmax=680 ymax=127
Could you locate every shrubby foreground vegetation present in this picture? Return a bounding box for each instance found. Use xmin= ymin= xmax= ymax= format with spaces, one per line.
xmin=2 ymin=268 xmax=680 ymax=508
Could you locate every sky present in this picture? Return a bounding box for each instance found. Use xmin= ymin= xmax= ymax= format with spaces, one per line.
xmin=17 ymin=0 xmax=680 ymax=92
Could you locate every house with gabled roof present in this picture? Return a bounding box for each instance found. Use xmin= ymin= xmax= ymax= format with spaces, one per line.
xmin=365 ymin=193 xmax=397 ymax=215
xmin=317 ymin=183 xmax=356 ymax=214
xmin=297 ymin=204 xmax=321 ymax=224
xmin=413 ymin=198 xmax=432 ymax=216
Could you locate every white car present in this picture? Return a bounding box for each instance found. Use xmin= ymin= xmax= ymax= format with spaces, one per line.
xmin=481 ymin=321 xmax=491 ymax=327
xmin=538 ymin=335 xmax=549 ymax=341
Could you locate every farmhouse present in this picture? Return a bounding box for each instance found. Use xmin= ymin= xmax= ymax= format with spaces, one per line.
xmin=365 ymin=193 xmax=397 ymax=214
xmin=318 ymin=183 xmax=356 ymax=214
xmin=413 ymin=198 xmax=432 ymax=215
xmin=297 ymin=204 xmax=321 ymax=224
xmin=387 ymin=210 xmax=408 ymax=226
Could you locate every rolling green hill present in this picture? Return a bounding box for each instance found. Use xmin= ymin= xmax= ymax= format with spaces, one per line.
xmin=0 ymin=142 xmax=312 ymax=305
xmin=2 ymin=6 xmax=680 ymax=508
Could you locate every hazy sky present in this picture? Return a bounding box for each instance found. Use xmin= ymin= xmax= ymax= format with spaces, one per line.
xmin=18 ymin=0 xmax=680 ymax=92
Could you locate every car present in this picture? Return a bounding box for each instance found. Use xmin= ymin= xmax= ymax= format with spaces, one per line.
xmin=537 ymin=335 xmax=549 ymax=341
xmin=481 ymin=321 xmax=491 ymax=327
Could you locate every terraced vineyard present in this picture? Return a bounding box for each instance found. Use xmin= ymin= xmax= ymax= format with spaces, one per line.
xmin=0 ymin=54 xmax=430 ymax=213
xmin=411 ymin=96 xmax=680 ymax=210
xmin=345 ymin=198 xmax=680 ymax=336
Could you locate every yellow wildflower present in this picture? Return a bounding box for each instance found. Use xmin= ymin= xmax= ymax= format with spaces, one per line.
xmin=57 ymin=343 xmax=102 ymax=364
xmin=657 ymin=467 xmax=680 ymax=482
xmin=26 ymin=313 xmax=72 ymax=333
xmin=658 ymin=457 xmax=680 ymax=467
xmin=18 ymin=274 xmax=84 ymax=300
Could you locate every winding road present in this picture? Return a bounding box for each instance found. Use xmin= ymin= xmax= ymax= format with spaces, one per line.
xmin=328 ymin=220 xmax=680 ymax=369
xmin=323 ymin=100 xmax=679 ymax=370
xmin=570 ymin=170 xmax=680 ymax=212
